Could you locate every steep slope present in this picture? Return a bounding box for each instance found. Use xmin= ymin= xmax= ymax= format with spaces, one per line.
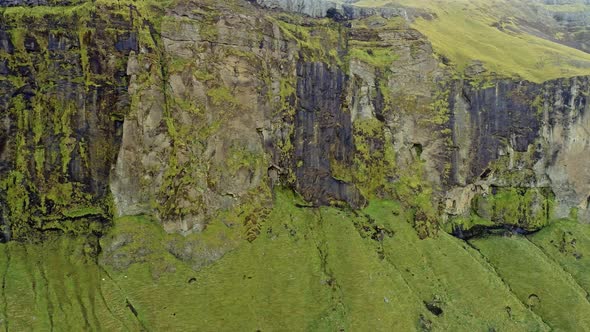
xmin=2 ymin=190 xmax=590 ymax=330
xmin=472 ymin=234 xmax=590 ymax=330
xmin=0 ymin=237 xmax=141 ymax=330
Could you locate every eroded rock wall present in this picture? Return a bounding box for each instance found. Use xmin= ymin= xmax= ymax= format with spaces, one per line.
xmin=113 ymin=4 xmax=278 ymax=233
xmin=0 ymin=4 xmax=135 ymax=240
xmin=447 ymin=76 xmax=590 ymax=224
xmin=1 ymin=0 xmax=589 ymax=242
xmin=293 ymin=62 xmax=364 ymax=207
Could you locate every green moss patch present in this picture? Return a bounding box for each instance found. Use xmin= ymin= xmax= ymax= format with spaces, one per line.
xmin=349 ymin=48 xmax=398 ymax=69
xmin=471 ymin=187 xmax=554 ymax=231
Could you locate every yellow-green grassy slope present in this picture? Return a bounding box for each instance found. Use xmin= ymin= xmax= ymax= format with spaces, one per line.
xmin=472 ymin=235 xmax=590 ymax=331
xmin=471 ymin=219 xmax=590 ymax=331
xmin=0 ymin=238 xmax=142 ymax=331
xmin=2 ymin=190 xmax=590 ymax=330
xmin=354 ymin=0 xmax=590 ymax=82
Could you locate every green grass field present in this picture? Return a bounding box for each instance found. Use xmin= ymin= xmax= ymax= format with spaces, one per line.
xmin=1 ymin=191 xmax=588 ymax=330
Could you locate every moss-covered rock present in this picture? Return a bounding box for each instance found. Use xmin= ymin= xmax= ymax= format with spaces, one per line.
xmin=0 ymin=2 xmax=136 ymax=240
xmin=471 ymin=187 xmax=555 ymax=231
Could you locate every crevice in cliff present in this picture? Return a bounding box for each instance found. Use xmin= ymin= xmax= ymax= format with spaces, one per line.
xmin=451 ymin=224 xmax=542 ymax=241
xmin=145 ymin=18 xmax=171 ymax=114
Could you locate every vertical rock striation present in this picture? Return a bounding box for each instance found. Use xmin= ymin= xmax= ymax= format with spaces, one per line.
xmin=0 ymin=5 xmax=135 ymax=240
xmin=447 ymin=76 xmax=590 ymax=227
xmin=0 ymin=0 xmax=589 ymax=242
xmin=293 ymin=62 xmax=364 ymax=207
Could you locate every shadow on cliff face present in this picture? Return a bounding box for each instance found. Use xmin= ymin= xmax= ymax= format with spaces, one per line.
xmin=0 ymin=11 xmax=136 ymax=240
xmin=448 ymin=76 xmax=590 ymax=223
xmin=451 ymin=223 xmax=538 ymax=240
xmin=293 ymin=62 xmax=365 ymax=209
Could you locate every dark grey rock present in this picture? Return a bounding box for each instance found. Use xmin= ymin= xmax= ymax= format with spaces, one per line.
xmin=293 ymin=62 xmax=365 ymax=208
xmin=115 ymin=32 xmax=138 ymax=52
xmin=0 ymin=31 xmax=14 ymax=54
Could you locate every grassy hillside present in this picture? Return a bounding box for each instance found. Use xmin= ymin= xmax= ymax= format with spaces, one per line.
xmin=0 ymin=238 xmax=141 ymax=331
xmin=1 ymin=190 xmax=589 ymax=330
xmin=472 ymin=235 xmax=590 ymax=331
xmin=352 ymin=0 xmax=590 ymax=82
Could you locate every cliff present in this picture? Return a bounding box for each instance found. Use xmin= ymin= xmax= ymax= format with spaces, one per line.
xmin=2 ymin=0 xmax=589 ymax=241
xmin=1 ymin=0 xmax=590 ymax=329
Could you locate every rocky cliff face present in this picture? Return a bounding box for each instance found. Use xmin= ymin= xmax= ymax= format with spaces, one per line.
xmin=0 ymin=4 xmax=135 ymax=240
xmin=0 ymin=0 xmax=589 ymax=244
xmin=252 ymin=0 xmax=423 ymax=20
xmin=254 ymin=0 xmax=340 ymax=17
xmin=446 ymin=76 xmax=590 ymax=231
xmin=111 ymin=2 xmax=306 ymax=235
xmin=293 ymin=62 xmax=364 ymax=207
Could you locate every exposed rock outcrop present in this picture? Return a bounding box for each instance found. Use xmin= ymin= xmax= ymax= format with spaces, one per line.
xmin=293 ymin=62 xmax=364 ymax=207
xmin=1 ymin=0 xmax=589 ymax=243
xmin=0 ymin=6 xmax=134 ymax=239
xmin=447 ymin=77 xmax=590 ymax=226
xmin=253 ymin=0 xmax=425 ymax=20
xmin=254 ymin=0 xmax=341 ymax=17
